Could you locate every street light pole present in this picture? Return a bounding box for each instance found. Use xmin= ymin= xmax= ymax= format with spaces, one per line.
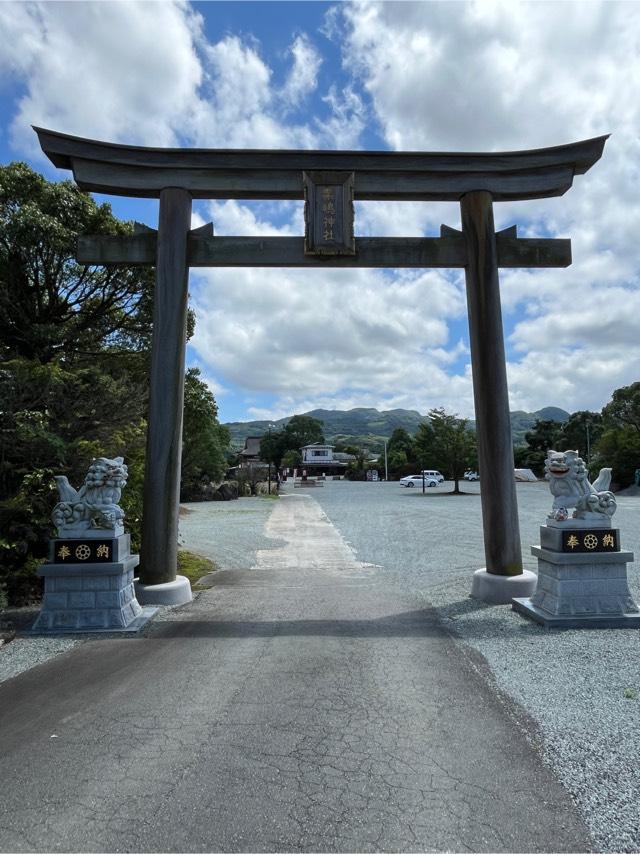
xmin=384 ymin=439 xmax=388 ymax=481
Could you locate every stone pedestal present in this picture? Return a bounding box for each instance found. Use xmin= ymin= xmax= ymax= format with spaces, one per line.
xmin=512 ymin=523 xmax=640 ymax=628
xmin=32 ymin=534 xmax=157 ymax=633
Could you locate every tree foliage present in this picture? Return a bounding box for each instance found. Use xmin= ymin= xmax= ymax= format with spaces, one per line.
xmin=259 ymin=414 xmax=325 ymax=470
xmin=258 ymin=431 xmax=282 ymax=469
xmin=602 ymin=382 xmax=640 ymax=433
xmin=592 ymin=426 xmax=640 ymax=488
xmin=591 ymin=382 xmax=640 ymax=486
xmin=510 ymin=384 xmax=640 ymax=487
xmin=414 ymin=408 xmax=476 ymax=493
xmin=0 ymin=162 xmax=155 ymax=363
xmin=513 ymin=418 xmax=564 ymax=475
xmin=559 ymin=410 xmax=603 ymax=463
xmin=0 ymin=163 xmax=225 ymax=604
xmin=384 ymin=427 xmax=416 ymax=478
xmin=283 ymin=415 xmax=325 ymax=449
xmin=180 ymin=368 xmax=230 ymax=500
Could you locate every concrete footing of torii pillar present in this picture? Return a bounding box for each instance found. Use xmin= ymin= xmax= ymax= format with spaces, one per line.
xmin=134 ymin=575 xmax=193 ymax=606
xmin=471 ymin=569 xmax=537 ymax=605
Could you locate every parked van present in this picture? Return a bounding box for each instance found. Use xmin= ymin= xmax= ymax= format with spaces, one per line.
xmin=420 ymin=470 xmax=444 ymax=482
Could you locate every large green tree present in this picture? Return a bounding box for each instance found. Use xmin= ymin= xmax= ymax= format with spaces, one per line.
xmin=414 ymin=408 xmax=476 ymax=494
xmin=180 ymin=368 xmax=230 ymax=500
xmin=0 ymin=163 xmax=214 ymax=605
xmin=0 ymin=163 xmax=156 ymax=603
xmin=559 ymin=410 xmax=603 ymax=464
xmin=602 ymin=382 xmax=640 ymax=433
xmin=259 ymin=430 xmax=284 ymax=471
xmin=0 ymin=162 xmax=154 ymax=363
xmin=591 ymin=426 xmax=640 ymax=488
xmin=514 ymin=418 xmax=564 ymax=475
xmin=283 ymin=414 xmax=325 ymax=449
xmin=591 ymin=382 xmax=640 ymax=487
xmin=260 ymin=414 xmax=325 ymax=471
xmin=385 ymin=427 xmax=416 ymax=478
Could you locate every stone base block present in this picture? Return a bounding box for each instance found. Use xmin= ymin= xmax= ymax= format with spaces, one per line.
xmin=546 ymin=517 xmax=612 ymax=530
xmin=134 ymin=575 xmax=192 ymax=606
xmin=512 ymin=598 xmax=640 ymax=629
xmin=31 ymin=607 xmax=158 ymax=634
xmin=514 ymin=545 xmax=639 ymax=628
xmin=31 ymin=555 xmax=156 ymax=633
xmin=470 ymin=568 xmax=538 ymax=604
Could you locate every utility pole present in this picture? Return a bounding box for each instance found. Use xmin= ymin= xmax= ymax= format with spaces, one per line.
xmin=267 ymin=423 xmax=275 ymax=493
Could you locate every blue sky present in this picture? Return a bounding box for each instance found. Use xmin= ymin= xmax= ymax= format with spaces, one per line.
xmin=1 ymin=1 xmax=639 ymax=424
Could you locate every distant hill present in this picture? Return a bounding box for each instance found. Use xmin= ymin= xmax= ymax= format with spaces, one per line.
xmin=225 ymin=406 xmax=570 ymax=450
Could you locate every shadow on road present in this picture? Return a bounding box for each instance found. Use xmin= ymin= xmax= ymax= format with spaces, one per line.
xmin=152 ymin=608 xmax=452 ymax=639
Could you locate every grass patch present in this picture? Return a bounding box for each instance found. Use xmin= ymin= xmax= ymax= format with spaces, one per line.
xmin=177 ymin=550 xmax=218 ymax=588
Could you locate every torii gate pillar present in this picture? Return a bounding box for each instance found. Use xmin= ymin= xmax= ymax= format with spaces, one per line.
xmin=461 ymin=191 xmax=536 ymax=601
xmin=136 ymin=188 xmax=193 ymax=604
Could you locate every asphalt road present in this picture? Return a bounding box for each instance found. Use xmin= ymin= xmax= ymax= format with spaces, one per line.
xmin=0 ymin=495 xmax=592 ymax=852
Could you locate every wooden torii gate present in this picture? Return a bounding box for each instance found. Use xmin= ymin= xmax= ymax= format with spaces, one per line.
xmin=35 ymin=127 xmax=607 ymax=603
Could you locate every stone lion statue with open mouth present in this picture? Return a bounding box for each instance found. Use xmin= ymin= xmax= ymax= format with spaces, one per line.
xmin=545 ymin=449 xmax=616 ymax=522
xmin=51 ymin=456 xmax=128 ymax=536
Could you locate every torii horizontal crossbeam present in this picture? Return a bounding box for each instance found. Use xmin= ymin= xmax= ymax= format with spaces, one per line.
xmin=77 ymin=231 xmax=571 ymax=268
xmin=34 ymin=126 xmax=608 ymax=202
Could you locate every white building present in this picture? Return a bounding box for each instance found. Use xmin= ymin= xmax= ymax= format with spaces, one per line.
xmin=301 ymin=443 xmax=335 ymax=464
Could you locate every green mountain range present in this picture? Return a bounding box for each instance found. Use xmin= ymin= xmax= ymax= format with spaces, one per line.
xmin=225 ymin=406 xmax=570 ymax=451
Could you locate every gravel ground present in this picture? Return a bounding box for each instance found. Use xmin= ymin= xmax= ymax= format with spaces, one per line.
xmin=426 ymin=577 xmax=640 ymax=853
xmin=178 ymin=495 xmax=282 ymax=569
xmin=0 ymin=600 xmax=200 ymax=685
xmin=2 ymin=482 xmax=639 ymax=851
xmin=0 ymin=634 xmax=83 ymax=683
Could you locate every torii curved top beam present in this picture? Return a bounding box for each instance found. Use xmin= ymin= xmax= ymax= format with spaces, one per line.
xmin=33 ymin=126 xmax=608 ymax=202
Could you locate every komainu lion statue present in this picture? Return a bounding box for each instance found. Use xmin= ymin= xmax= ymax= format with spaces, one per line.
xmin=545 ymin=449 xmax=616 ymax=521
xmin=52 ymin=457 xmax=128 ymax=535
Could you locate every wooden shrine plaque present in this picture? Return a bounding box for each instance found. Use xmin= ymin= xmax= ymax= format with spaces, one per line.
xmin=303 ymin=171 xmax=355 ymax=256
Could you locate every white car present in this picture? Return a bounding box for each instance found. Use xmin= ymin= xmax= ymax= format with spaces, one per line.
xmin=420 ymin=470 xmax=444 ymax=482
xmin=464 ymin=470 xmax=480 ymax=481
xmin=400 ymin=474 xmax=439 ymax=488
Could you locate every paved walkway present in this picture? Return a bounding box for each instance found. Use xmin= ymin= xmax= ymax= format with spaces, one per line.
xmin=0 ymin=494 xmax=592 ymax=852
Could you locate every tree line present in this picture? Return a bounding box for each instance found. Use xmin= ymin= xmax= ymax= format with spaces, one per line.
xmin=513 ymin=390 xmax=640 ymax=486
xmin=348 ymin=391 xmax=640 ymax=490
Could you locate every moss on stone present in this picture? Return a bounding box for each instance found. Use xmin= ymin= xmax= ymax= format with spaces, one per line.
xmin=177 ymin=550 xmax=218 ymax=588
